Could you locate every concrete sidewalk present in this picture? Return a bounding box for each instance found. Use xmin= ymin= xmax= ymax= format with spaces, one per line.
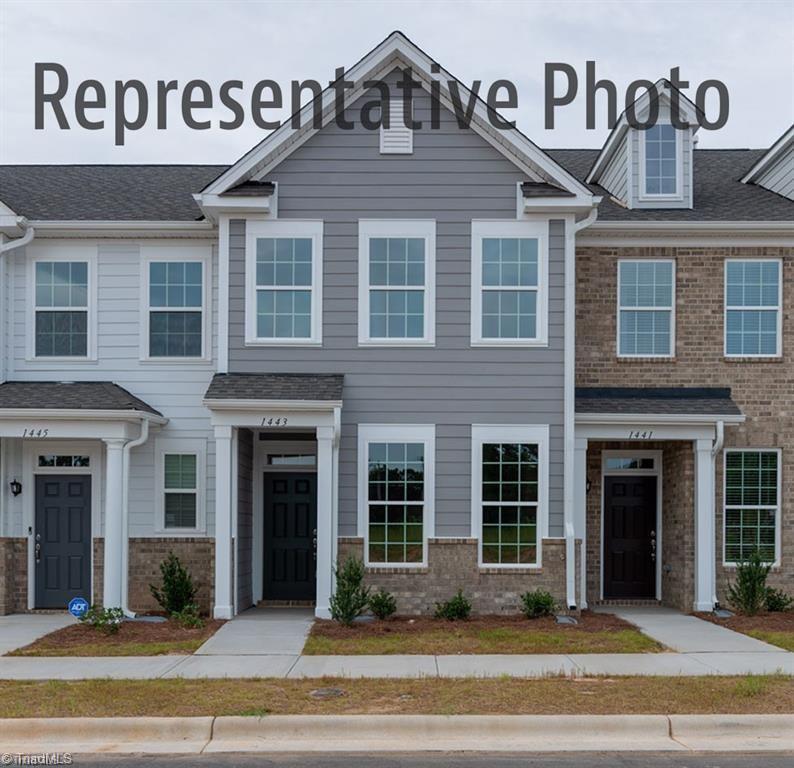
xmin=195 ymin=607 xmax=313 ymax=656
xmin=0 ymin=613 xmax=74 ymax=655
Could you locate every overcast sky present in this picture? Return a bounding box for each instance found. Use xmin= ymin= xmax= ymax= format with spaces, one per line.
xmin=1 ymin=0 xmax=792 ymax=164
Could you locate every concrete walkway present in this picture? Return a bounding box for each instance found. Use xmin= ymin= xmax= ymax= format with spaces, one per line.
xmin=0 ymin=612 xmax=74 ymax=655
xmin=606 ymin=606 xmax=781 ymax=653
xmin=195 ymin=607 xmax=313 ymax=656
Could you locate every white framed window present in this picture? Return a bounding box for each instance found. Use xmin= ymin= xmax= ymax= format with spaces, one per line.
xmin=245 ymin=220 xmax=323 ymax=346
xmin=358 ymin=220 xmax=435 ymax=346
xmin=617 ymin=260 xmax=675 ymax=357
xmin=141 ymin=247 xmax=212 ymax=361
xmin=357 ymin=424 xmax=435 ymax=567
xmin=639 ymin=123 xmax=682 ymax=199
xmin=471 ymin=220 xmax=548 ymax=346
xmin=470 ymin=424 xmax=549 ymax=568
xmin=155 ymin=439 xmax=206 ymax=533
xmin=724 ymin=259 xmax=782 ymax=358
xmin=27 ymin=248 xmax=97 ymax=360
xmin=723 ymin=449 xmax=781 ymax=566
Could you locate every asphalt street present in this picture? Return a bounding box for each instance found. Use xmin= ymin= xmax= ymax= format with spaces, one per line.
xmin=68 ymin=752 xmax=794 ymax=767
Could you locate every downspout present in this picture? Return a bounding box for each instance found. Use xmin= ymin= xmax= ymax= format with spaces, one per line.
xmin=0 ymin=222 xmax=35 ymax=254
xmin=710 ymin=420 xmax=724 ymax=608
xmin=121 ymin=418 xmax=151 ymax=617
xmin=563 ymin=205 xmax=599 ymax=610
xmin=0 ymin=222 xmax=35 ymax=384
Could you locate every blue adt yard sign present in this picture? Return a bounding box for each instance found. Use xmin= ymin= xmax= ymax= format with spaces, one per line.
xmin=68 ymin=597 xmax=89 ymax=618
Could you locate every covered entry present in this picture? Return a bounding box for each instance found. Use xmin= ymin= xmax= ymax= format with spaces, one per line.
xmin=203 ymin=373 xmax=342 ymax=619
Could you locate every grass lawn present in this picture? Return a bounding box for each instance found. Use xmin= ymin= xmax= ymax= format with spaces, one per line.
xmin=7 ymin=618 xmax=224 ymax=657
xmin=696 ymin=611 xmax=794 ymax=652
xmin=0 ymin=676 xmax=790 ymax=718
xmin=303 ymin=612 xmax=662 ymax=655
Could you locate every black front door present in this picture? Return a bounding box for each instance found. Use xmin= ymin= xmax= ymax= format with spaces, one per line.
xmin=35 ymin=475 xmax=91 ymax=609
xmin=604 ymin=475 xmax=656 ymax=599
xmin=262 ymin=473 xmax=317 ymax=601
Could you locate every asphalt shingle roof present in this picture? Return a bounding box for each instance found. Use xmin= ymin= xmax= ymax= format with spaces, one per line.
xmin=205 ymin=373 xmax=344 ymax=402
xmin=576 ymin=387 xmax=742 ymax=416
xmin=0 ymin=381 xmax=162 ymax=415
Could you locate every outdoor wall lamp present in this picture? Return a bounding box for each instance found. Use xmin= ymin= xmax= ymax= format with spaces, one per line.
xmin=9 ymin=479 xmax=22 ymax=497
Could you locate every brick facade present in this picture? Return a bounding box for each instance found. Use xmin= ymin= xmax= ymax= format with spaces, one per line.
xmin=0 ymin=537 xmax=27 ymax=615
xmin=338 ymin=537 xmax=578 ymax=615
xmin=577 ymin=246 xmax=794 ymax=604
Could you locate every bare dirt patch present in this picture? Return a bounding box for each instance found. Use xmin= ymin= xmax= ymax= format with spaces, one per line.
xmin=304 ymin=611 xmax=662 ymax=655
xmin=8 ymin=618 xmax=225 ymax=657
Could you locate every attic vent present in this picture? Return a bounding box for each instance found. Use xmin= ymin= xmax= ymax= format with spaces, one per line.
xmin=380 ymin=100 xmax=413 ymax=155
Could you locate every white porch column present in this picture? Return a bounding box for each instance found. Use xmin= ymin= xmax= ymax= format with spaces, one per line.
xmin=315 ymin=425 xmax=334 ymax=619
xmin=694 ymin=438 xmax=717 ymax=611
xmin=574 ymin=438 xmax=588 ymax=609
xmin=102 ymin=438 xmax=126 ymax=609
xmin=214 ymin=425 xmax=234 ymax=619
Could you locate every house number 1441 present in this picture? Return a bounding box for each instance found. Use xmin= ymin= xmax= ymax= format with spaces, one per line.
xmin=629 ymin=430 xmax=653 ymax=439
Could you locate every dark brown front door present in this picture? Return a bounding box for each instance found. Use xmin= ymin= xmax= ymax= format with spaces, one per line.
xmin=604 ymin=475 xmax=656 ymax=599
xmin=262 ymin=473 xmax=317 ymax=601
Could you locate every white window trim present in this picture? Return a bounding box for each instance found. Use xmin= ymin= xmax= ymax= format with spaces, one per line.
xmin=637 ymin=122 xmax=684 ymax=202
xmin=722 ymin=447 xmax=782 ymax=568
xmin=26 ymin=247 xmax=98 ymax=362
xmin=470 ymin=423 xmax=549 ymax=569
xmin=155 ymin=438 xmax=207 ymax=535
xmin=616 ymin=258 xmax=676 ymax=358
xmin=470 ymin=220 xmax=549 ymax=347
xmin=244 ymin=219 xmax=323 ymax=346
xmin=723 ymin=258 xmax=783 ymax=359
xmin=357 ymin=423 xmax=435 ymax=568
xmin=140 ymin=246 xmax=212 ymax=362
xmin=357 ymin=219 xmax=436 ymax=347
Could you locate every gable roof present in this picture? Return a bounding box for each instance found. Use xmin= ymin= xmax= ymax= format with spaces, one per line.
xmin=586 ymin=79 xmax=702 ymax=185
xmin=204 ymin=373 xmax=344 ymax=403
xmin=199 ymin=31 xmax=594 ymax=204
xmin=741 ymin=125 xmax=794 ymax=184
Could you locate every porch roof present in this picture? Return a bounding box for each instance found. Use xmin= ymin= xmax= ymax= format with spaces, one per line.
xmin=575 ymin=387 xmax=743 ymax=418
xmin=204 ymin=373 xmax=344 ymax=403
xmin=0 ymin=381 xmax=162 ymax=416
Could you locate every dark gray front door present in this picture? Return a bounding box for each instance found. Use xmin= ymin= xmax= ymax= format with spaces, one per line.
xmin=35 ymin=475 xmax=91 ymax=609
xmin=263 ymin=473 xmax=317 ymax=601
xmin=604 ymin=475 xmax=657 ymax=600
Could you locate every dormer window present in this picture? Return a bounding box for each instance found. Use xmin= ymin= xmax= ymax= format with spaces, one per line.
xmin=641 ymin=123 xmax=680 ymax=198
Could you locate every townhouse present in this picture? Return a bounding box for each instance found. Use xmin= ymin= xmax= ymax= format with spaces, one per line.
xmin=0 ymin=33 xmax=791 ymax=619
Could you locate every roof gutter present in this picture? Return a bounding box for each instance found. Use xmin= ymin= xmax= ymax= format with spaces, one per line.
xmin=0 ymin=218 xmax=34 ymax=253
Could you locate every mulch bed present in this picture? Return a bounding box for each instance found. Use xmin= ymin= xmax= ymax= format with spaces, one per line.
xmin=311 ymin=611 xmax=636 ymax=639
xmin=695 ymin=611 xmax=794 ymax=632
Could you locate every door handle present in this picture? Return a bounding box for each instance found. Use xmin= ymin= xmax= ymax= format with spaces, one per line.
xmin=35 ymin=541 xmax=42 ymax=563
xmin=650 ymin=530 xmax=656 ymax=563
xmin=312 ymin=528 xmax=317 ymax=561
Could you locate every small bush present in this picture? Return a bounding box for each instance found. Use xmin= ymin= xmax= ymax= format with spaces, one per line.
xmin=79 ymin=605 xmax=124 ymax=635
xmin=765 ymin=587 xmax=794 ymax=613
xmin=727 ymin=550 xmax=771 ymax=616
xmin=150 ymin=552 xmax=198 ymax=616
xmin=520 ymin=589 xmax=556 ymax=619
xmin=330 ymin=556 xmax=370 ymax=626
xmin=172 ymin=602 xmax=205 ymax=629
xmin=434 ymin=590 xmax=472 ymax=621
xmin=369 ymin=589 xmax=397 ymax=620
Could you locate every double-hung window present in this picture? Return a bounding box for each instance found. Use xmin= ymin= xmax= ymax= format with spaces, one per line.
xmin=33 ymin=259 xmax=92 ymax=358
xmin=358 ymin=425 xmax=435 ymax=566
xmin=471 ymin=425 xmax=548 ymax=567
xmin=245 ymin=221 xmax=323 ymax=345
xmin=724 ymin=449 xmax=780 ymax=565
xmin=358 ymin=220 xmax=435 ymax=345
xmin=471 ymin=221 xmax=548 ymax=345
xmin=725 ymin=260 xmax=782 ymax=357
xmin=156 ymin=440 xmax=205 ymax=533
xmin=617 ymin=260 xmax=675 ymax=357
xmin=642 ymin=123 xmax=679 ymax=197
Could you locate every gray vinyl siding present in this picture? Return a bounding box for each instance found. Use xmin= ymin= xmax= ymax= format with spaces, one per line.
xmin=600 ymin=138 xmax=629 ymax=202
xmin=236 ymin=428 xmax=254 ymax=610
xmin=227 ymin=73 xmax=567 ymax=539
xmin=756 ymin=142 xmax=794 ymax=201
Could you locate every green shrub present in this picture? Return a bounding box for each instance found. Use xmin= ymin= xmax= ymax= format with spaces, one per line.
xmin=520 ymin=589 xmax=556 ymax=619
xmin=369 ymin=588 xmax=397 ymax=620
xmin=765 ymin=587 xmax=794 ymax=613
xmin=330 ymin=556 xmax=370 ymax=626
xmin=79 ymin=605 xmax=124 ymax=635
xmin=172 ymin=602 xmax=205 ymax=629
xmin=150 ymin=552 xmax=198 ymax=616
xmin=727 ymin=550 xmax=771 ymax=616
xmin=434 ymin=590 xmax=472 ymax=621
